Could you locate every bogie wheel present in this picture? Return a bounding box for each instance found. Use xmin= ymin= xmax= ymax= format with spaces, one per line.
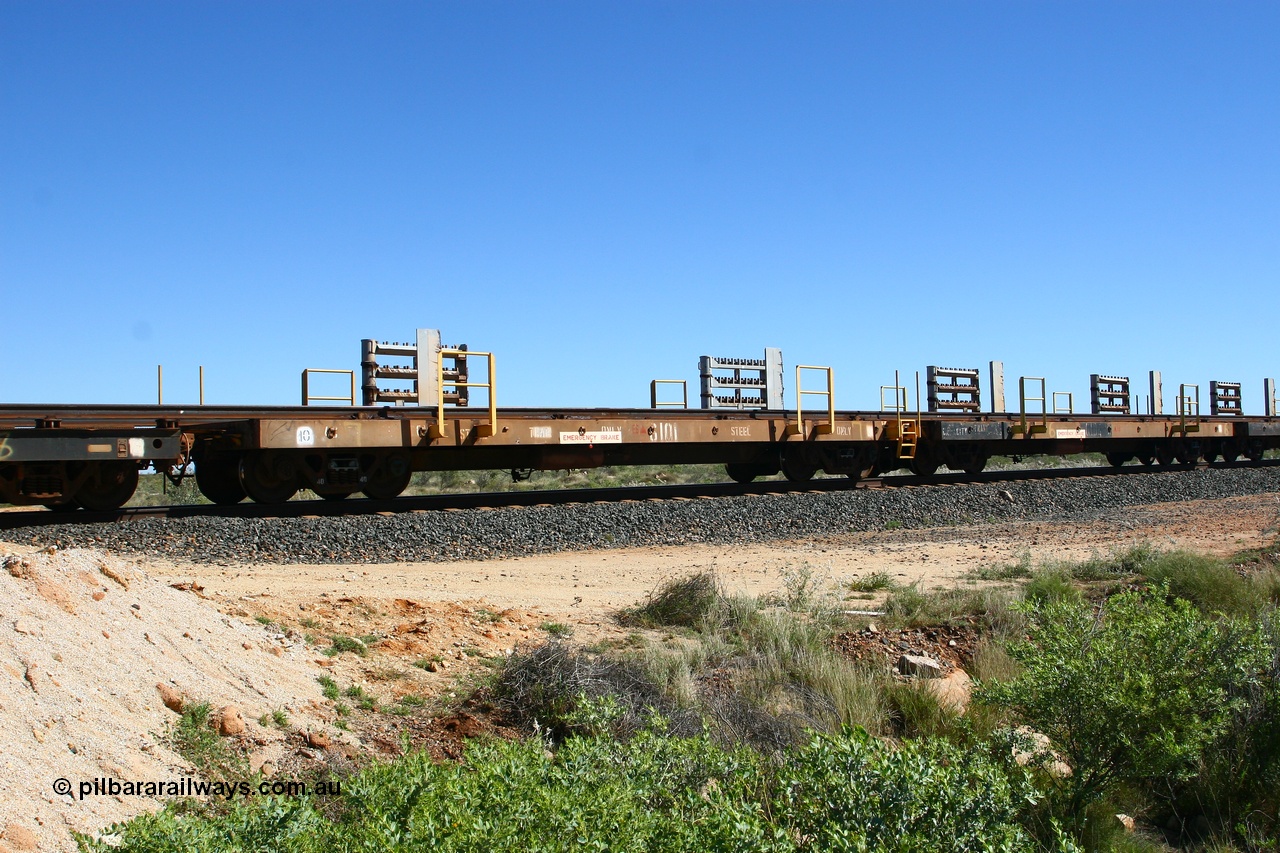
xmin=909 ymin=454 xmax=940 ymax=476
xmin=1246 ymin=442 xmax=1266 ymax=463
xmin=725 ymin=463 xmax=758 ymax=484
xmin=1137 ymin=454 xmax=1155 ymax=467
xmin=1155 ymin=446 xmax=1176 ymax=466
xmin=76 ymin=462 xmax=140 ymax=512
xmin=1105 ymin=452 xmax=1130 ymax=468
xmin=362 ymin=454 xmax=412 ymax=501
xmin=1201 ymin=443 xmax=1219 ymax=463
xmin=952 ymin=448 xmax=988 ymax=473
xmin=195 ymin=459 xmax=246 ymax=505
xmin=1219 ymin=442 xmax=1241 ymax=463
xmin=1175 ymin=445 xmax=1199 ymax=466
xmin=779 ymin=452 xmax=818 ymax=483
xmin=239 ymin=452 xmax=299 ymax=504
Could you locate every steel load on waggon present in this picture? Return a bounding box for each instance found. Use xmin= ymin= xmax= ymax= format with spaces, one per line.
xmin=1 ymin=329 xmax=1277 ymax=511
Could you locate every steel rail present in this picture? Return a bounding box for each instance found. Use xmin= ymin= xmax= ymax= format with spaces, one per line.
xmin=2 ymin=459 xmax=1275 ymax=531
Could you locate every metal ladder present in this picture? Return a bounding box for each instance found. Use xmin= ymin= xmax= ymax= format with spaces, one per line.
xmin=881 ymin=370 xmax=920 ymax=460
xmin=897 ymin=419 xmax=919 ymax=460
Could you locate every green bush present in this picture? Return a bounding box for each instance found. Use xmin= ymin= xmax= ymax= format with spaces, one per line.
xmin=84 ymin=723 xmax=1050 ymax=853
xmin=978 ymin=588 xmax=1270 ymax=830
xmin=1140 ymin=550 xmax=1264 ymax=616
xmin=773 ymin=727 xmax=1039 ymax=852
xmin=1023 ymin=568 xmax=1082 ymax=607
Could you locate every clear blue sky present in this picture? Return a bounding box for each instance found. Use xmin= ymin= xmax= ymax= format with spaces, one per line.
xmin=2 ymin=2 xmax=1277 ymax=412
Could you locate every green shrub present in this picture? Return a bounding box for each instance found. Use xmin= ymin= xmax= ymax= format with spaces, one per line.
xmin=883 ymin=583 xmax=1022 ymax=633
xmin=773 ymin=727 xmax=1038 ymax=852
xmin=847 ymin=571 xmax=896 ymax=592
xmin=1064 ymin=543 xmax=1160 ymax=581
xmin=883 ymin=679 xmax=961 ymax=739
xmin=1023 ymin=569 xmax=1082 ymax=607
xmin=1140 ymin=550 xmax=1263 ymax=616
xmin=326 ymin=635 xmax=367 ymax=656
xmin=86 ymin=722 xmax=1051 ymax=853
xmin=978 ymin=588 xmax=1269 ymax=829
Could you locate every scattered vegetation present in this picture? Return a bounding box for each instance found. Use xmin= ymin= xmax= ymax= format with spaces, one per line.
xmin=847 ymin=571 xmax=896 ymax=592
xmin=99 ymin=543 xmax=1280 ymax=852
xmin=324 ymin=635 xmax=368 ymax=657
xmin=164 ymin=702 xmax=254 ymax=810
xmin=316 ymin=675 xmax=340 ymax=700
xmin=618 ymin=570 xmax=719 ymax=628
xmin=257 ymin=708 xmax=289 ymax=729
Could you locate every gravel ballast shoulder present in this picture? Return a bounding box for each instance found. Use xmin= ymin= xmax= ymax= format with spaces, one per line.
xmin=7 ymin=467 xmax=1280 ymax=565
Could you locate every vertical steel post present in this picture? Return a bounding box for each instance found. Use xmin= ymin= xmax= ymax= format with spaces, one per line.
xmin=199 ymin=366 xmax=205 ymax=405
xmin=989 ymin=361 xmax=1004 ymax=413
xmin=1266 ymin=379 xmax=1277 ymax=417
xmin=1149 ymin=371 xmax=1162 ymax=415
xmin=418 ymin=328 xmax=442 ymax=407
xmin=765 ymin=347 xmax=784 ymax=409
xmin=360 ymin=339 xmax=378 ymax=406
xmin=157 ymin=365 xmax=163 ymax=405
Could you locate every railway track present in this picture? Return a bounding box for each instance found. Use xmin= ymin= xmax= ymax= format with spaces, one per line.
xmin=3 ymin=459 xmax=1273 ymax=531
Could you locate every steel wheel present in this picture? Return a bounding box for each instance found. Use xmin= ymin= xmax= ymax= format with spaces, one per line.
xmin=780 ymin=451 xmax=817 ymax=483
xmin=1106 ymin=452 xmax=1130 ymax=468
xmin=909 ymin=454 xmax=939 ymax=476
xmin=725 ymin=463 xmax=758 ymax=484
xmin=76 ymin=462 xmax=139 ymax=511
xmin=362 ymin=454 xmax=412 ymax=500
xmin=195 ymin=458 xmax=246 ymax=505
xmin=239 ymin=452 xmax=299 ymax=504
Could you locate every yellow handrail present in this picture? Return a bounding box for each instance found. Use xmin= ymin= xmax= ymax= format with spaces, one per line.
xmin=1017 ymin=377 xmax=1048 ymax=436
xmin=1178 ymin=383 xmax=1200 ymax=434
xmin=649 ymin=379 xmax=688 ymax=408
xmin=301 ymin=369 xmax=357 ymax=406
xmin=792 ymin=365 xmax=834 ymax=437
xmin=431 ymin=349 xmax=496 ymax=439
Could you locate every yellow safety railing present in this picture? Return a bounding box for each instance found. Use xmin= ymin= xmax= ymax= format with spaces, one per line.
xmin=1178 ymin=383 xmax=1201 ymax=434
xmin=431 ymin=349 xmax=496 ymax=439
xmin=1017 ymin=377 xmax=1048 ymax=436
xmin=788 ymin=365 xmax=834 ymax=437
xmin=649 ymin=379 xmax=688 ymax=408
xmin=879 ymin=384 xmax=907 ymax=412
xmin=301 ymin=369 xmax=357 ymax=406
xmin=1052 ymin=391 xmax=1074 ymax=415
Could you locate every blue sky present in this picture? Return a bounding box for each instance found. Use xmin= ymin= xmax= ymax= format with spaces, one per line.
xmin=2 ymin=2 xmax=1277 ymax=412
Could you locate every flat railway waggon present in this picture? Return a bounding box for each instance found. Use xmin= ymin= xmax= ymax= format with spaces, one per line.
xmin=1 ymin=333 xmax=1277 ymax=511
